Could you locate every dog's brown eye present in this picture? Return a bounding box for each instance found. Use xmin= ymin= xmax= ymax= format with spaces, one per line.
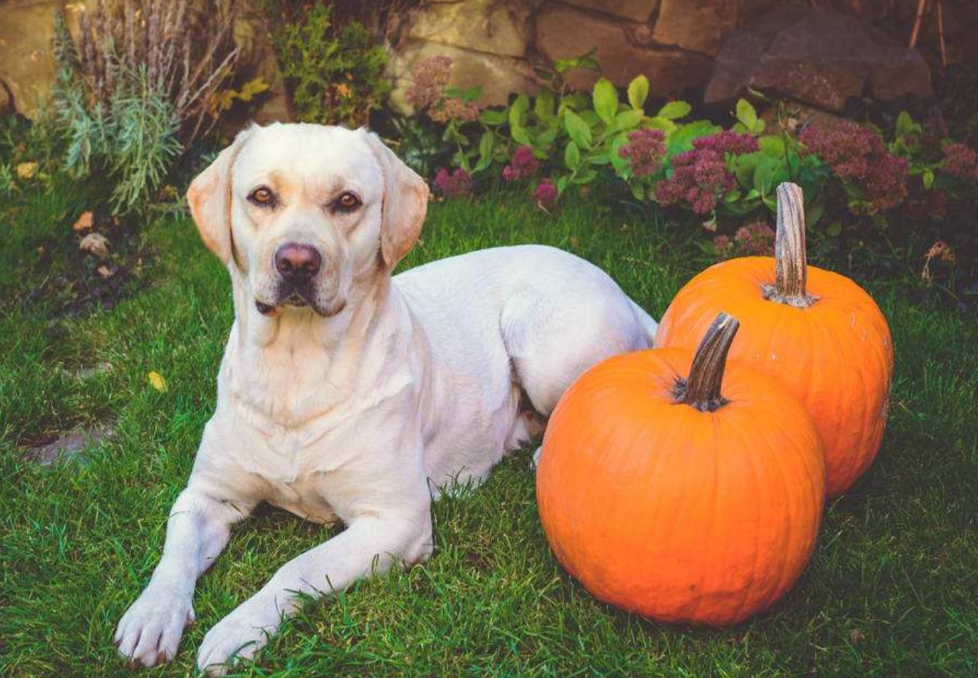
xmin=249 ymin=187 xmax=275 ymax=206
xmin=336 ymin=192 xmax=361 ymax=211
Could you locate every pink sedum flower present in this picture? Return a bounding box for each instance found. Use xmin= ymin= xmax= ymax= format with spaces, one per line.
xmin=433 ymin=167 xmax=472 ymax=198
xmin=406 ymin=56 xmax=452 ymax=111
xmin=941 ymin=143 xmax=978 ymax=182
xmin=733 ymin=222 xmax=775 ymax=256
xmin=693 ymin=130 xmax=759 ymax=156
xmin=502 ymin=146 xmax=540 ymax=182
xmin=655 ymin=148 xmax=734 ymax=214
xmin=618 ymin=128 xmax=667 ymax=177
xmin=799 ymin=121 xmax=908 ymax=213
xmin=534 ymin=178 xmax=558 ymax=211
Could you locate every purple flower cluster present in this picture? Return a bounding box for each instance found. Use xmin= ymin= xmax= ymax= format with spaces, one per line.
xmin=534 ymin=178 xmax=558 ymax=211
xmin=712 ymin=222 xmax=775 ymax=258
xmin=502 ymin=146 xmax=540 ymax=182
xmin=655 ymin=149 xmax=734 ymax=214
xmin=941 ymin=143 xmax=978 ymax=182
xmin=618 ymin=128 xmax=666 ymax=177
xmin=430 ymin=97 xmax=481 ymax=123
xmin=799 ymin=121 xmax=908 ymax=213
xmin=693 ymin=130 xmax=759 ymax=156
xmin=406 ymin=56 xmax=452 ymax=111
xmin=433 ymin=167 xmax=472 ymax=198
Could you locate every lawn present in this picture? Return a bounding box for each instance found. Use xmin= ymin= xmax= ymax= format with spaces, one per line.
xmin=1 ymin=184 xmax=977 ymax=678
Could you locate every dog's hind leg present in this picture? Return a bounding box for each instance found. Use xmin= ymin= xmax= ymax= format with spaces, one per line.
xmin=500 ymin=287 xmax=654 ymax=418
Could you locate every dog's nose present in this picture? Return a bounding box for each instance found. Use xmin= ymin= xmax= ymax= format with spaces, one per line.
xmin=274 ymin=243 xmax=321 ymax=281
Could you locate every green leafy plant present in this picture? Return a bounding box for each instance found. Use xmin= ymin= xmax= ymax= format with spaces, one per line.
xmin=47 ymin=1 xmax=239 ymax=215
xmin=273 ymin=3 xmax=390 ymax=127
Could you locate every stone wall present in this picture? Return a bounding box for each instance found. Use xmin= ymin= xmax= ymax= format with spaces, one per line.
xmin=1 ymin=0 xmax=969 ymax=121
xmin=388 ymin=0 xmax=747 ymax=112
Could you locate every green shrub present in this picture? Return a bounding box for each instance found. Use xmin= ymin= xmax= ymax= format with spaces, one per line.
xmin=273 ymin=3 xmax=390 ymax=127
xmin=46 ymin=2 xmax=239 ymax=215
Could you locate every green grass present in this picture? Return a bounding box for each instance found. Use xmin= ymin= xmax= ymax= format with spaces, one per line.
xmin=2 ymin=186 xmax=977 ymax=678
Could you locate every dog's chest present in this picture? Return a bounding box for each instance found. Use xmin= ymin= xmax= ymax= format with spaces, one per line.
xmin=238 ymin=421 xmax=349 ymax=524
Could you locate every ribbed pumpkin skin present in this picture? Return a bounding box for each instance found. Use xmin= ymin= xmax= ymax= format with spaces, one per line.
xmin=655 ymin=257 xmax=893 ymax=498
xmin=536 ymin=348 xmax=825 ymax=626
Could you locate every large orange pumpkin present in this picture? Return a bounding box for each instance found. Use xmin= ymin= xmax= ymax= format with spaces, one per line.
xmin=537 ymin=313 xmax=825 ymax=626
xmin=656 ymin=183 xmax=893 ymax=497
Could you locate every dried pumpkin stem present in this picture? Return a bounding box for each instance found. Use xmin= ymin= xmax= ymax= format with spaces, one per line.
xmin=764 ymin=182 xmax=817 ymax=308
xmin=677 ymin=312 xmax=740 ymax=412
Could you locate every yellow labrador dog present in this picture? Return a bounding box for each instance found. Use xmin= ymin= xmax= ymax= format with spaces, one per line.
xmin=114 ymin=123 xmax=657 ymax=674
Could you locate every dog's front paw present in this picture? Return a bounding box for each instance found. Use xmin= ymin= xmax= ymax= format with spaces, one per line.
xmin=196 ymin=599 xmax=279 ymax=676
xmin=115 ymin=584 xmax=194 ymax=667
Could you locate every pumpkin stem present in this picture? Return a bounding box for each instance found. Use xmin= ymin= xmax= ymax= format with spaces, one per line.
xmin=763 ymin=182 xmax=818 ymax=308
xmin=676 ymin=312 xmax=740 ymax=412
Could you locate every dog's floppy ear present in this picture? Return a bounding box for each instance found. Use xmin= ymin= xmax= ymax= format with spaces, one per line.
xmin=186 ymin=127 xmax=255 ymax=265
xmin=363 ymin=130 xmax=430 ymax=268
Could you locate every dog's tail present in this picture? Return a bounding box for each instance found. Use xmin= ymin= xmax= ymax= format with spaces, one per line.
xmin=628 ymin=298 xmax=658 ymax=347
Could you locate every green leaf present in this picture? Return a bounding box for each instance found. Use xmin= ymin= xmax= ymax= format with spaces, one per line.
xmin=923 ymin=168 xmax=935 ymax=189
xmin=479 ymin=108 xmax=507 ymax=126
xmin=656 ymin=100 xmax=692 ymax=120
xmin=564 ymin=111 xmax=592 ymax=148
xmin=732 ymin=152 xmax=761 ymax=188
xmin=534 ymin=89 xmax=556 ymax=122
xmin=627 ymin=75 xmax=649 ymax=111
xmin=476 ymin=131 xmax=494 ymax=170
xmin=461 ymin=85 xmax=483 ymax=103
xmin=535 ymin=126 xmax=558 ymax=147
xmin=630 ymin=183 xmax=645 ymax=201
xmin=572 ymin=168 xmax=598 ymax=185
xmin=736 ymin=98 xmax=758 ymax=131
xmin=610 ymin=134 xmax=629 ymax=174
xmin=509 ymin=94 xmax=529 ymax=131
xmin=646 ymin=116 xmax=678 ymax=136
xmin=827 ymin=221 xmax=843 ymax=237
xmin=564 ymin=140 xmax=581 ymax=170
xmin=805 ymin=199 xmax=824 ymax=228
xmin=758 ymin=135 xmax=786 ymax=157
xmin=895 ymin=110 xmax=920 ymax=138
xmin=610 ymin=109 xmax=644 ymax=133
xmin=511 ymin=126 xmax=532 ymax=146
xmin=556 ymin=175 xmax=570 ymax=194
xmin=592 ymin=78 xmax=618 ymax=125
xmin=752 ymin=155 xmax=779 ymax=196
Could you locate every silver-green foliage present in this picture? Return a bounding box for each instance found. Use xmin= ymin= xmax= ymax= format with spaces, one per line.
xmin=56 ymin=65 xmax=181 ymax=215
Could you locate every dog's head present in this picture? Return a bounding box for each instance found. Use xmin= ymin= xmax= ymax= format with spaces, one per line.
xmin=187 ymin=123 xmax=429 ymax=318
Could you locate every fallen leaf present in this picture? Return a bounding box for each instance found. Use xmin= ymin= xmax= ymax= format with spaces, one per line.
xmin=72 ymin=211 xmax=94 ymax=232
xmin=16 ymin=162 xmax=38 ymax=179
xmin=147 ymin=371 xmax=168 ymax=392
xmin=97 ymin=265 xmax=114 ymax=278
xmin=79 ymin=232 xmax=110 ymax=258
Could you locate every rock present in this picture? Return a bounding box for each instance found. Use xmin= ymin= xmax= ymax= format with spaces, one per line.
xmin=559 ymin=0 xmax=659 ymax=23
xmin=0 ymin=78 xmax=13 ymax=115
xmin=535 ymin=4 xmax=712 ymax=97
xmin=23 ymin=423 xmax=113 ymax=467
xmin=231 ymin=14 xmax=291 ymax=124
xmin=705 ymin=8 xmax=934 ymax=112
xmin=407 ymin=0 xmax=531 ymax=58
xmin=0 ymin=1 xmax=84 ymax=118
xmin=388 ymin=41 xmax=538 ymax=112
xmin=653 ymin=0 xmax=738 ymax=57
xmin=79 ymin=232 xmax=110 ymax=258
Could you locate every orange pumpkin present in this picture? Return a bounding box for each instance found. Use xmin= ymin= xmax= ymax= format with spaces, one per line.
xmin=656 ymin=183 xmax=893 ymax=497
xmin=537 ymin=313 xmax=825 ymax=626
